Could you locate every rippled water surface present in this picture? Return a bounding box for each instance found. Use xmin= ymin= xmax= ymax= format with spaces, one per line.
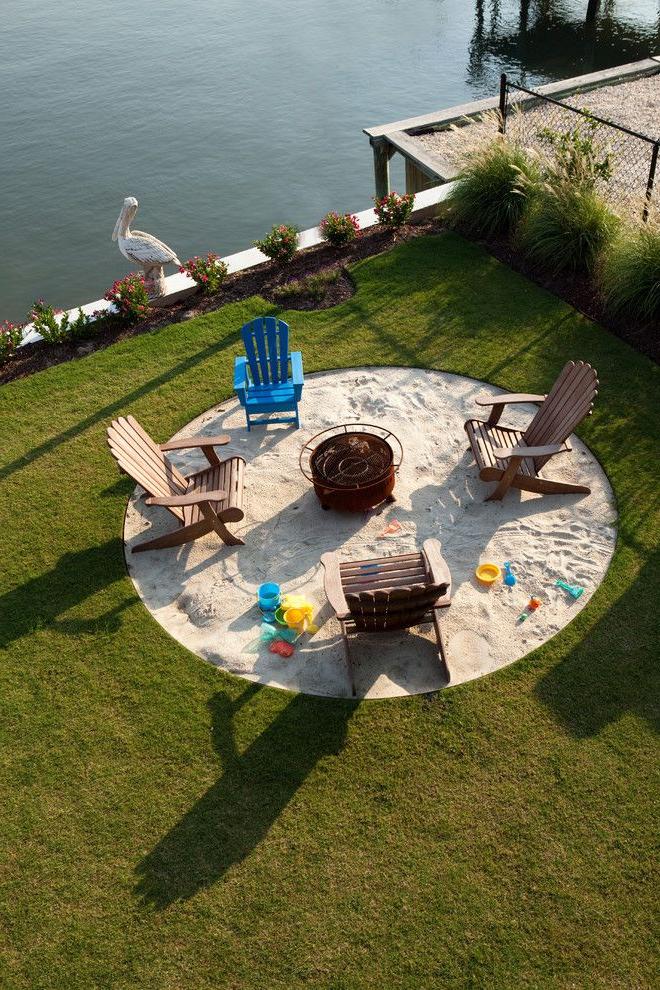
xmin=1 ymin=0 xmax=658 ymax=320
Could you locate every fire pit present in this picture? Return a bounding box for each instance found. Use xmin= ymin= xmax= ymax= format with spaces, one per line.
xmin=300 ymin=423 xmax=403 ymax=512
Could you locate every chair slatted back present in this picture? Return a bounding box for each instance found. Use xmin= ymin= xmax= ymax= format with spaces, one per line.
xmin=107 ymin=415 xmax=187 ymax=521
xmin=240 ymin=317 xmax=290 ymax=387
xmin=345 ymin=584 xmax=444 ymax=632
xmin=523 ymin=361 xmax=598 ymax=468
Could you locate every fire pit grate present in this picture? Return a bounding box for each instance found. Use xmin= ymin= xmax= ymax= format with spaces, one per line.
xmin=300 ymin=423 xmax=403 ymax=512
xmin=312 ymin=433 xmax=392 ymax=489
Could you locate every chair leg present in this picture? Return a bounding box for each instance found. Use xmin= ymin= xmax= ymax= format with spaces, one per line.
xmin=212 ymin=516 xmax=245 ymax=547
xmin=342 ymin=624 xmax=356 ymax=697
xmin=485 ymin=457 xmax=522 ymax=501
xmin=245 ymin=411 xmax=251 ymax=432
xmin=132 ymin=520 xmax=212 ymax=553
xmin=294 ymin=405 xmax=300 ymax=429
xmin=432 ymin=608 xmax=451 ymax=684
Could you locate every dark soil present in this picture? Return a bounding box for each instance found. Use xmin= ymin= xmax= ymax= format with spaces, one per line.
xmin=2 ymin=213 xmax=656 ymax=386
xmin=0 ymin=220 xmax=437 ymax=386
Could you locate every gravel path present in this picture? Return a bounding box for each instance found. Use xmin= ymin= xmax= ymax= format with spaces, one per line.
xmin=415 ymin=73 xmax=659 ymax=213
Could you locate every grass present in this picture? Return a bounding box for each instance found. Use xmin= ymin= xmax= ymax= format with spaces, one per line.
xmin=600 ymin=219 xmax=660 ymax=322
xmin=272 ymin=269 xmax=341 ymax=303
xmin=0 ymin=233 xmax=658 ymax=990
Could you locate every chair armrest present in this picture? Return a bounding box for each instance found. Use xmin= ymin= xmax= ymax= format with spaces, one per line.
xmin=290 ymin=351 xmax=304 ymax=397
xmin=476 ymin=392 xmax=546 ymax=407
xmin=145 ymin=489 xmax=227 ymax=507
xmin=160 ymin=435 xmax=230 ymax=451
xmin=422 ymin=539 xmax=451 ymax=595
xmin=234 ymin=356 xmax=249 ymax=396
xmin=320 ymin=552 xmax=350 ymax=618
xmin=492 ymin=442 xmax=567 ymax=459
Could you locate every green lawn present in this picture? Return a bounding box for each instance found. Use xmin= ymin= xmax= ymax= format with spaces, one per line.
xmin=1 ymin=233 xmax=658 ymax=990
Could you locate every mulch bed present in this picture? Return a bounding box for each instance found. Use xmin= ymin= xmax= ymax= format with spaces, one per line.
xmin=0 ymin=220 xmax=438 ymax=386
xmin=1 ymin=213 xmax=655 ymax=386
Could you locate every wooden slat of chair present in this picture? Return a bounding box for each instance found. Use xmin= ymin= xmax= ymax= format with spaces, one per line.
xmin=339 ymin=553 xmax=420 ymax=575
xmin=265 ymin=317 xmax=280 ymax=384
xmin=107 ymin=435 xmax=187 ymax=518
xmin=108 ymin=423 xmax=186 ymax=494
xmin=113 ymin=416 xmax=188 ymax=491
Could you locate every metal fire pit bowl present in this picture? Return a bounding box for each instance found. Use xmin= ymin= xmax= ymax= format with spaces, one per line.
xmin=300 ymin=423 xmax=403 ymax=512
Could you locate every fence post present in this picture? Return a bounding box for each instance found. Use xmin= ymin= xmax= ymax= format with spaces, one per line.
xmin=499 ymin=73 xmax=508 ymax=134
xmin=643 ymin=141 xmax=658 ymax=222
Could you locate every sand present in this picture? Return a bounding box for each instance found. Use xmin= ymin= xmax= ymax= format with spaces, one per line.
xmin=124 ymin=368 xmax=617 ymax=699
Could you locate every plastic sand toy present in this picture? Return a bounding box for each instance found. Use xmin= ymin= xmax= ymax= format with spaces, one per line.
xmin=475 ymin=563 xmax=501 ymax=586
xmin=269 ymin=640 xmax=295 ymax=657
xmin=556 ymin=579 xmax=584 ymax=600
xmin=377 ymin=519 xmax=402 ymax=539
xmin=518 ymin=597 xmax=542 ymax=622
xmin=503 ymin=561 xmax=517 ymax=586
xmin=257 ymin=582 xmax=281 ymax=613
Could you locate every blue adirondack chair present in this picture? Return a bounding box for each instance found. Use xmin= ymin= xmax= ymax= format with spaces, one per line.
xmin=233 ymin=317 xmax=304 ymax=430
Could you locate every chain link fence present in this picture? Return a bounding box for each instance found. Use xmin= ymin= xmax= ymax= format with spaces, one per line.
xmin=499 ymin=75 xmax=659 ymax=222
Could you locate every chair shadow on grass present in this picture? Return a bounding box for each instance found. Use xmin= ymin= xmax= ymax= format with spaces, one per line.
xmin=0 ymin=537 xmax=130 ymax=648
xmin=134 ymin=686 xmax=352 ymax=908
xmin=534 ymin=550 xmax=660 ymax=738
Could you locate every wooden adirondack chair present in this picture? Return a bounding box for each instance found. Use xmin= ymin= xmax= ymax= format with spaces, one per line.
xmin=321 ymin=539 xmax=451 ymax=696
xmin=464 ymin=360 xmax=598 ymax=501
xmin=107 ymin=415 xmax=246 ymax=552
xmin=233 ymin=316 xmax=304 ymax=430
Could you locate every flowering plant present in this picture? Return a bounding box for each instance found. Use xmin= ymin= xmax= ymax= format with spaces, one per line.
xmin=104 ymin=273 xmax=150 ymax=322
xmin=180 ymin=252 xmax=229 ymax=295
xmin=373 ymin=191 xmax=414 ymax=231
xmin=0 ymin=320 xmax=23 ymax=363
xmin=254 ymin=224 xmax=299 ymax=263
xmin=319 ymin=211 xmax=360 ymax=247
xmin=30 ymin=299 xmax=92 ymax=344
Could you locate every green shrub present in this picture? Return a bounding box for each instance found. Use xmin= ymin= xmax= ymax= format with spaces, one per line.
xmin=518 ymin=183 xmax=620 ymax=274
xmin=0 ymin=320 xmax=23 ymax=363
xmin=255 ymin=224 xmax=298 ymax=263
xmin=447 ymin=139 xmax=538 ymax=236
xmin=319 ymin=211 xmax=360 ymax=247
xmin=600 ymin=220 xmax=660 ymax=322
xmin=29 ymin=300 xmax=93 ymax=343
xmin=179 ymin=252 xmax=229 ymax=295
xmin=373 ymin=191 xmax=414 ymax=231
xmin=104 ymin=273 xmax=151 ymax=323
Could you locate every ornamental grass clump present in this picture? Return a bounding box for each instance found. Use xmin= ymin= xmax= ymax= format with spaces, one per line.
xmin=599 ymin=218 xmax=660 ymax=322
xmin=447 ymin=138 xmax=539 ymax=236
xmin=373 ymin=191 xmax=414 ymax=231
xmin=254 ymin=224 xmax=299 ymax=263
xmin=0 ymin=320 xmax=23 ymax=363
xmin=319 ymin=211 xmax=360 ymax=247
xmin=104 ymin=272 xmax=150 ymax=322
xmin=180 ymin=252 xmax=229 ymax=295
xmin=30 ymin=300 xmax=93 ymax=343
xmin=518 ymin=183 xmax=620 ymax=274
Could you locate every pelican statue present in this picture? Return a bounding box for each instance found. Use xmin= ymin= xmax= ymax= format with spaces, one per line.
xmin=112 ymin=196 xmax=181 ymax=298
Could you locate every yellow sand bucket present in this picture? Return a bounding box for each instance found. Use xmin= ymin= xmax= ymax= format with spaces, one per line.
xmin=475 ymin=563 xmax=501 ymax=586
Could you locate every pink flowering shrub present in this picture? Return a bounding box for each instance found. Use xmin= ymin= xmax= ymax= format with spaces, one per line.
xmin=255 ymin=224 xmax=299 ymax=263
xmin=373 ymin=191 xmax=414 ymax=231
xmin=319 ymin=211 xmax=360 ymax=247
xmin=180 ymin=252 xmax=229 ymax=295
xmin=104 ymin=273 xmax=150 ymax=323
xmin=0 ymin=320 xmax=23 ymax=363
xmin=30 ymin=299 xmax=93 ymax=344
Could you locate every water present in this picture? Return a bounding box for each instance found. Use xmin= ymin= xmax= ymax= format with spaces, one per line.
xmin=1 ymin=0 xmax=658 ymax=322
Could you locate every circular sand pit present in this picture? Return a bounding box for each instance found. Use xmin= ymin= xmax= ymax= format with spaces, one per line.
xmin=124 ymin=368 xmax=616 ymax=699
